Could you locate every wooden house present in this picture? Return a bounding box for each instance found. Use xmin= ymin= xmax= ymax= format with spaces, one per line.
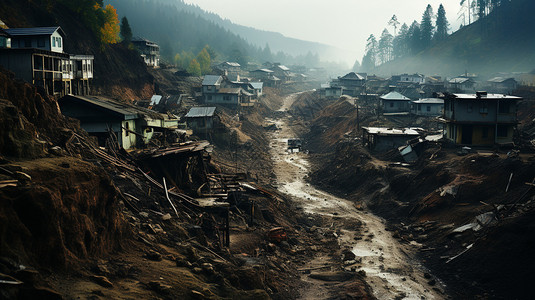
xmin=411 ymin=98 xmax=444 ymax=116
xmin=380 ymin=91 xmax=411 ymax=114
xmin=132 ymin=37 xmax=160 ymax=68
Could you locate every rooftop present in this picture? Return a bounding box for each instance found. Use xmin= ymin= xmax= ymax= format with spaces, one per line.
xmin=4 ymin=26 xmax=65 ymax=37
xmin=412 ymin=98 xmax=444 ymax=104
xmin=202 ymin=75 xmax=223 ymax=86
xmin=363 ymin=127 xmax=421 ymax=136
xmin=249 ymin=82 xmax=263 ymax=89
xmin=185 ymin=106 xmax=216 ymax=118
xmin=380 ymin=91 xmax=411 ymax=101
xmin=447 ymin=93 xmax=522 ymax=100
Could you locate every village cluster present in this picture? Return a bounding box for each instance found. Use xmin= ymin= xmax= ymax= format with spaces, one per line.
xmin=0 ymin=24 xmax=525 ymax=155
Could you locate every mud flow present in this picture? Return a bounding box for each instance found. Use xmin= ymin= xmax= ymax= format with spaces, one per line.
xmin=269 ymin=94 xmax=445 ymax=300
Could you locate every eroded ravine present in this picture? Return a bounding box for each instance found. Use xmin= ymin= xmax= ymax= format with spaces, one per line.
xmin=268 ymin=93 xmax=445 ymax=300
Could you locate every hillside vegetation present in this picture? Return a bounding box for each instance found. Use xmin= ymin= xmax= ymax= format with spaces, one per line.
xmin=373 ymin=0 xmax=535 ymax=76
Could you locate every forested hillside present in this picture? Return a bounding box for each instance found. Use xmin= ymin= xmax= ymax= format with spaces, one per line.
xmin=362 ymin=0 xmax=535 ymax=76
xmin=106 ymin=0 xmax=343 ymax=67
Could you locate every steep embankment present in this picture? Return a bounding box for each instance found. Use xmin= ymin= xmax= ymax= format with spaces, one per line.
xmin=0 ymin=0 xmax=154 ymax=101
xmin=374 ymin=0 xmax=535 ymax=76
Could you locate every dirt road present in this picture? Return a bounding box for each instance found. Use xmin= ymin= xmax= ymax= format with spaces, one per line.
xmin=268 ymin=93 xmax=446 ymax=299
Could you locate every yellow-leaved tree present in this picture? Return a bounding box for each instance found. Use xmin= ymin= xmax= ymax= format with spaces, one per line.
xmin=196 ymin=47 xmax=211 ymax=75
xmin=187 ymin=59 xmax=201 ymax=76
xmin=99 ymin=4 xmax=120 ymax=44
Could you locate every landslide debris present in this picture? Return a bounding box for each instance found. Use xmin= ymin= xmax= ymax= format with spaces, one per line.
xmin=299 ymin=92 xmax=535 ymax=299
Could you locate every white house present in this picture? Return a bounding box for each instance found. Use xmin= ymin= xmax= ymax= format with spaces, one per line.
xmin=4 ymin=26 xmax=66 ymax=53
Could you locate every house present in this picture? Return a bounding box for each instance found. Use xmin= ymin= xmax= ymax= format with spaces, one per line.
xmin=411 ymin=98 xmax=444 ymax=116
xmin=70 ymin=54 xmax=94 ymax=95
xmin=4 ymin=26 xmax=66 ymax=53
xmin=132 ymin=37 xmax=160 ymax=68
xmin=319 ymin=83 xmax=343 ymax=99
xmin=185 ymin=106 xmax=217 ymax=133
xmin=249 ymin=82 xmax=263 ymax=97
xmin=486 ymin=77 xmax=517 ymax=94
xmin=59 ymin=95 xmax=180 ymax=149
xmin=440 ymin=92 xmax=521 ymax=146
xmin=0 ymin=26 xmax=93 ymax=97
xmin=362 ymin=127 xmax=421 ymax=152
xmin=380 ymin=91 xmax=411 ymax=114
xmin=331 ymin=72 xmax=366 ymax=97
xmin=201 ymin=75 xmax=255 ymax=106
xmin=249 ymin=69 xmax=275 ymax=81
xmin=271 ymin=64 xmax=292 ymax=82
xmin=447 ymin=77 xmax=476 ymax=93
xmin=214 ymin=62 xmax=240 ymax=75
xmin=391 ymin=73 xmax=425 ymax=85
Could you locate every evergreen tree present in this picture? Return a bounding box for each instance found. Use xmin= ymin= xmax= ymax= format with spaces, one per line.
xmin=435 ymin=4 xmax=449 ymax=41
xmin=408 ymin=21 xmax=422 ymax=54
xmin=420 ymin=4 xmax=434 ymax=49
xmin=262 ymin=43 xmax=273 ymax=62
xmin=352 ymin=59 xmax=361 ymax=72
xmin=187 ymin=59 xmax=201 ymax=76
xmin=388 ymin=15 xmax=400 ymax=36
xmin=393 ymin=23 xmax=409 ymax=58
xmin=120 ymin=16 xmax=132 ymax=44
xmin=361 ymin=34 xmax=378 ymax=71
xmin=378 ymin=29 xmax=393 ymax=64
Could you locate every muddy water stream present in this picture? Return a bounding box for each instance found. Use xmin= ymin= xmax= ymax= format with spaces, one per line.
xmin=268 ymin=93 xmax=445 ymax=300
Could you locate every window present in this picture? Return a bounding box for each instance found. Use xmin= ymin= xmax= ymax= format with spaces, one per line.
xmin=52 ymin=37 xmax=56 ymax=47
xmin=390 ymin=102 xmax=394 ymax=107
xmin=223 ymin=95 xmax=231 ymax=101
xmin=57 ymin=37 xmax=61 ymax=47
xmin=497 ymin=125 xmax=508 ymax=137
xmin=427 ymin=106 xmax=431 ymax=112
xmin=418 ymin=104 xmax=421 ymax=111
xmin=125 ymin=122 xmax=129 ymax=137
xmin=207 ymin=86 xmax=212 ymax=91
xmin=467 ymin=103 xmax=473 ymax=113
xmin=207 ymin=95 xmax=212 ymax=101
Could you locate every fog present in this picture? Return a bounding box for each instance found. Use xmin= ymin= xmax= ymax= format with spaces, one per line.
xmin=183 ymin=0 xmax=463 ymax=65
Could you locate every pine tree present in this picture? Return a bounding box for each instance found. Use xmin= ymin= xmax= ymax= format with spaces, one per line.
xmin=120 ymin=16 xmax=132 ymax=44
xmin=388 ymin=15 xmax=400 ymax=36
xmin=435 ymin=4 xmax=449 ymax=41
xmin=408 ymin=21 xmax=422 ymax=54
xmin=393 ymin=23 xmax=409 ymax=58
xmin=361 ymin=34 xmax=377 ymax=71
xmin=420 ymin=4 xmax=434 ymax=49
xmin=378 ymin=29 xmax=393 ymax=64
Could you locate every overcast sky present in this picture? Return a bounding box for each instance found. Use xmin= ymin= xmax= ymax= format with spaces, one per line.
xmin=183 ymin=0 xmax=464 ymax=65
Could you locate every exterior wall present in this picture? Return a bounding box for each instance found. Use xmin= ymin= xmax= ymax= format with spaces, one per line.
xmin=447 ymin=99 xmax=517 ymax=123
xmin=204 ymin=93 xmax=239 ymax=105
xmin=121 ymin=119 xmax=137 ymax=150
xmin=413 ymin=103 xmax=443 ymax=116
xmin=186 ymin=117 xmax=214 ymax=132
xmin=50 ymin=31 xmax=63 ymax=53
xmin=383 ymin=100 xmax=411 ymax=113
xmin=374 ymin=136 xmax=416 ymax=152
xmin=325 ymin=87 xmax=342 ymax=98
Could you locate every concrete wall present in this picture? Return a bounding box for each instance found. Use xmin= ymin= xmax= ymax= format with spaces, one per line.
xmin=383 ymin=100 xmax=410 ymax=113
xmin=413 ymin=103 xmax=443 ymax=116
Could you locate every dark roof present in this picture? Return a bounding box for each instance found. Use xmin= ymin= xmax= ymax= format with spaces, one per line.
xmin=63 ymin=95 xmax=165 ymax=120
xmin=4 ymin=26 xmax=65 ymax=37
xmin=185 ymin=107 xmax=216 ymax=118
xmin=0 ymin=28 xmax=9 ymax=37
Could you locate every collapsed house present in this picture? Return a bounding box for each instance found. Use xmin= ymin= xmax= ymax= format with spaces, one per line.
xmin=440 ymin=92 xmax=521 ymax=146
xmin=58 ymin=95 xmax=180 ymax=149
xmin=185 ymin=106 xmax=218 ymax=135
xmin=362 ymin=127 xmax=421 ymax=152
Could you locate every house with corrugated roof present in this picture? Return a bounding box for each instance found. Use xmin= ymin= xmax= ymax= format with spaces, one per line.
xmin=59 ymin=95 xmax=180 ymax=149
xmin=380 ymin=91 xmax=412 ymax=114
xmin=440 ymin=92 xmax=521 ymax=146
xmin=4 ymin=26 xmax=65 ymax=53
xmin=447 ymin=77 xmax=476 ymax=93
xmin=185 ymin=106 xmax=217 ymax=133
xmin=201 ymin=75 xmax=255 ymax=107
